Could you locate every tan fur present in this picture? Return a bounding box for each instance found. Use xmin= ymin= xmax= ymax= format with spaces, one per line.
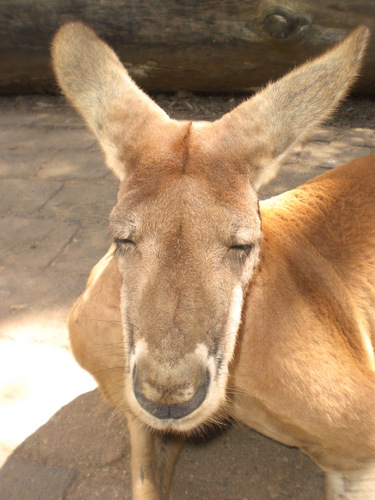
xmin=54 ymin=23 xmax=374 ymax=498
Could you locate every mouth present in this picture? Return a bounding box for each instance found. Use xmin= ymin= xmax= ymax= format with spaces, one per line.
xmin=126 ymin=344 xmax=229 ymax=433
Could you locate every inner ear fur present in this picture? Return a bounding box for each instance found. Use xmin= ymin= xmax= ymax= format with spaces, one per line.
xmin=51 ymin=22 xmax=172 ymax=179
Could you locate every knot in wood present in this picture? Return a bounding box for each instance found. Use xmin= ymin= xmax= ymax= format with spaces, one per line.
xmin=263 ymin=7 xmax=310 ymax=40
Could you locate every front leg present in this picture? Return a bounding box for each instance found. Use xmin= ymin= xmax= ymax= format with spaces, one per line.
xmin=127 ymin=414 xmax=185 ymax=499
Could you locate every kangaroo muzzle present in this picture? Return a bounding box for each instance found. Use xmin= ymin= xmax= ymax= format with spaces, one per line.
xmin=132 ymin=355 xmax=210 ymax=420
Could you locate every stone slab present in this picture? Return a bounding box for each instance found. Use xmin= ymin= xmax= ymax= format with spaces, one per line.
xmin=68 ymin=474 xmax=132 ymax=499
xmin=0 ymin=268 xmax=86 ymax=322
xmin=0 ymin=148 xmax=55 ymax=179
xmin=37 ymin=149 xmax=108 ymax=180
xmin=0 ymin=457 xmax=76 ymax=499
xmin=51 ymin=223 xmax=112 ymax=276
xmin=39 ymin=179 xmax=118 ymax=224
xmin=0 ymin=178 xmax=63 ymax=216
xmin=20 ymin=391 xmax=130 ymax=468
xmin=0 ymin=216 xmax=79 ymax=270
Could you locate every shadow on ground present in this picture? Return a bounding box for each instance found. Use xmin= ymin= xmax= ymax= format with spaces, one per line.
xmin=0 ymin=390 xmax=324 ymax=499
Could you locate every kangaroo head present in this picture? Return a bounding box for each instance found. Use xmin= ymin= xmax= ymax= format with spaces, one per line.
xmin=52 ymin=23 xmax=369 ymax=432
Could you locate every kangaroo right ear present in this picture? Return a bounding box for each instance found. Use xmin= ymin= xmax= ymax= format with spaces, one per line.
xmin=52 ymin=22 xmax=171 ymax=180
xmin=200 ymin=26 xmax=370 ymax=191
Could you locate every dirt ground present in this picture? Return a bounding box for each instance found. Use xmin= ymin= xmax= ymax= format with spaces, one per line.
xmin=0 ymin=94 xmax=375 ymax=499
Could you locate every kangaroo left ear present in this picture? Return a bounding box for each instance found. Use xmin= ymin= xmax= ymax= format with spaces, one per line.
xmin=198 ymin=26 xmax=369 ymax=191
xmin=51 ymin=22 xmax=172 ymax=180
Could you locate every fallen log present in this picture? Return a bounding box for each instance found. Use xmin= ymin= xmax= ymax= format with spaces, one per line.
xmin=1 ymin=0 xmax=375 ymax=95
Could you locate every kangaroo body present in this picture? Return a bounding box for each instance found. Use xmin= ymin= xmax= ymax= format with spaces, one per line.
xmin=70 ymin=156 xmax=375 ymax=497
xmin=53 ymin=23 xmax=375 ymax=498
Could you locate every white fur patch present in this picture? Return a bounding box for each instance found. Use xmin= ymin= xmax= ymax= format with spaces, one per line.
xmin=82 ymin=249 xmax=114 ymax=302
xmin=223 ymin=284 xmax=243 ymax=366
xmin=128 ymin=337 xmax=149 ymax=380
xmin=358 ymin=321 xmax=375 ymax=371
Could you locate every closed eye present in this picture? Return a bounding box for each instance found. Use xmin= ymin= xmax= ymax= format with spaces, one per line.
xmin=115 ymin=238 xmax=134 ymax=245
xmin=114 ymin=237 xmax=136 ymax=255
xmin=230 ymin=243 xmax=254 ymax=255
xmin=231 ymin=244 xmax=253 ymax=253
xmin=228 ymin=243 xmax=255 ymax=264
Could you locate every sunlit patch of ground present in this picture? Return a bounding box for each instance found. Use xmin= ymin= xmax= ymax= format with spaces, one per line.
xmin=0 ymin=313 xmax=96 ymax=466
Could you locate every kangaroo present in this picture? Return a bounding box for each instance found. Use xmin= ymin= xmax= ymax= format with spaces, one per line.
xmin=52 ymin=23 xmax=375 ymax=498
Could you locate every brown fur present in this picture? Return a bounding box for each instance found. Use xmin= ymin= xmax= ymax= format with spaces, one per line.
xmin=54 ymin=23 xmax=375 ymax=498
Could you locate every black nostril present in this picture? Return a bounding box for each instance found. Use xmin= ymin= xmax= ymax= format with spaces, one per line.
xmin=134 ymin=369 xmax=210 ymax=420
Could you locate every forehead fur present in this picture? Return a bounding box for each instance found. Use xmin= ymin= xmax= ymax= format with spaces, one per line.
xmin=115 ymin=121 xmax=258 ymax=210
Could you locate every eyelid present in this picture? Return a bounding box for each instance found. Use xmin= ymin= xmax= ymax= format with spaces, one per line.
xmin=231 ymin=237 xmax=252 ymax=247
xmin=110 ymin=223 xmax=136 ymax=240
xmin=115 ymin=237 xmax=135 ymax=244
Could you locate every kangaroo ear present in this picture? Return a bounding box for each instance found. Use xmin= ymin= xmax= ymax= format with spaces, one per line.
xmin=51 ymin=22 xmax=171 ymax=180
xmin=203 ymin=26 xmax=370 ymax=191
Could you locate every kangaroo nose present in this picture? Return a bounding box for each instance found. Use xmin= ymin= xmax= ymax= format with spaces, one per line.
xmin=133 ymin=366 xmax=209 ymax=420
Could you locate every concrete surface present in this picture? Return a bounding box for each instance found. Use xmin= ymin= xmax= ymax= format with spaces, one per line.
xmin=0 ymin=94 xmax=374 ymax=499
